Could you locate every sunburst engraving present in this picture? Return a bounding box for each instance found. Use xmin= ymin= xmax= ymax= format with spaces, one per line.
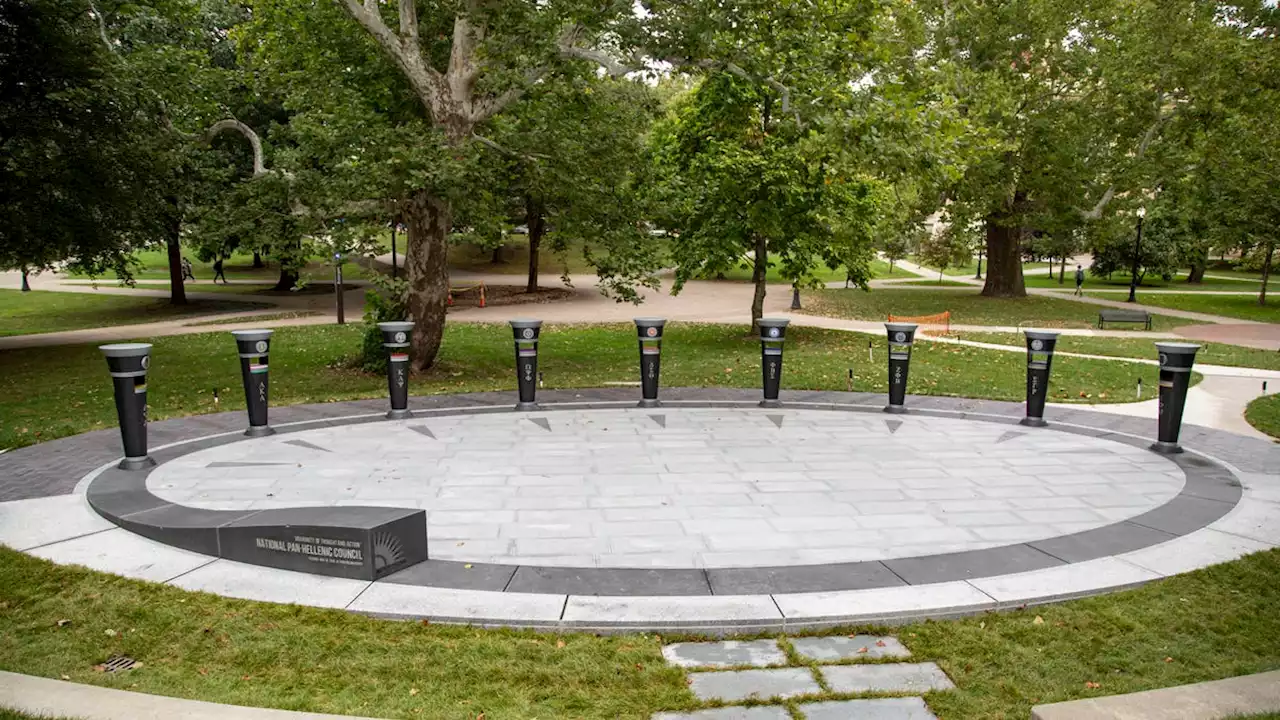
xmin=372 ymin=532 xmax=407 ymax=571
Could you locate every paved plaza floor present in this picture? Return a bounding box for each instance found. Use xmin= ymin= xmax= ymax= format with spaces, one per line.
xmin=1 ymin=388 xmax=1277 ymax=632
xmin=148 ymin=408 xmax=1185 ymax=569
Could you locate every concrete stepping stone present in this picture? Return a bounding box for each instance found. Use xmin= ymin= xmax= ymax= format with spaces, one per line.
xmin=799 ymin=697 xmax=938 ymax=720
xmin=653 ymin=707 xmax=792 ymax=720
xmin=820 ymin=662 xmax=955 ymax=694
xmin=790 ymin=635 xmax=911 ymax=662
xmin=688 ymin=668 xmax=821 ymax=702
xmin=662 ymin=640 xmax=788 ymax=669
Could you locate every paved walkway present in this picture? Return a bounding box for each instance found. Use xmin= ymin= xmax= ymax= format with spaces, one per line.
xmin=656 ymin=636 xmax=949 ymax=719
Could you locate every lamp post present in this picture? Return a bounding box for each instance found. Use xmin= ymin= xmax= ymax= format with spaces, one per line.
xmin=334 ymin=252 xmax=345 ymax=324
xmin=790 ymin=284 xmax=802 ymax=310
xmin=1127 ymin=207 xmax=1146 ymax=303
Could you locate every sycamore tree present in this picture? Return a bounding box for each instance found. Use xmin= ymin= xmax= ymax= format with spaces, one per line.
xmin=904 ymin=0 xmax=1240 ymax=298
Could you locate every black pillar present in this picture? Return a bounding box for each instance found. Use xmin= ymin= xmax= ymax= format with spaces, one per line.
xmin=379 ymin=321 xmax=414 ymax=420
xmin=99 ymin=343 xmax=155 ymax=470
xmin=758 ymin=318 xmax=789 ymax=408
xmin=510 ymin=319 xmax=543 ymax=411
xmin=1020 ymin=330 xmax=1060 ymax=427
xmin=232 ymin=329 xmax=275 ymax=437
xmin=884 ymin=322 xmax=918 ymax=414
xmin=1152 ymin=342 xmax=1200 ymax=454
xmin=634 ymin=317 xmax=666 ymax=408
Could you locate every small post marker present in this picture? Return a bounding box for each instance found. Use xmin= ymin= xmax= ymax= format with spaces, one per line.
xmin=868 ymin=339 xmax=873 ymax=363
xmin=847 ymin=368 xmax=853 ymax=392
xmin=1137 ymin=377 xmax=1142 ymax=399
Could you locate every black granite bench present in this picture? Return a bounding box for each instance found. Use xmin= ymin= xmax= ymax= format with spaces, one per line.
xmin=87 ymin=464 xmax=427 ymax=581
xmin=1097 ymin=308 xmax=1152 ymax=330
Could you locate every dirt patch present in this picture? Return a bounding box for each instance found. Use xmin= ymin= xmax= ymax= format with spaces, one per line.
xmin=446 ymin=285 xmax=575 ymax=310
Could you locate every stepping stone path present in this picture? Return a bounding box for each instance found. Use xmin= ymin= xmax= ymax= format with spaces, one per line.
xmin=653 ymin=636 xmax=952 ymax=720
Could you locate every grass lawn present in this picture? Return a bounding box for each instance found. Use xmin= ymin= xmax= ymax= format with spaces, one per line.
xmin=2 ymin=544 xmax=1279 ymax=719
xmin=1028 ymin=273 xmax=1262 ymax=292
xmin=896 ymin=279 xmax=975 ymax=287
xmin=0 ymin=290 xmax=268 ymax=338
xmin=446 ymin=235 xmax=677 ymax=279
xmin=65 ymin=248 xmax=380 ymax=284
xmin=951 ymin=332 xmax=1280 ymax=372
xmin=1096 ymin=293 xmax=1278 ymax=324
xmin=695 ymin=258 xmax=917 ymax=284
xmin=802 ymin=288 xmax=1190 ymax=331
xmin=909 ymin=255 xmax=1048 ymax=278
xmin=0 ymin=322 xmax=1169 ymax=449
xmin=1246 ymin=394 xmax=1280 ymax=440
xmin=1 ymin=710 xmax=78 ymax=720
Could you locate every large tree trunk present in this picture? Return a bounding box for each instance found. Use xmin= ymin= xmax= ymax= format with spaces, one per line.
xmin=164 ymin=209 xmax=187 ymax=306
xmin=525 ymin=195 xmax=545 ymax=294
xmin=1059 ymin=257 xmax=1066 ymax=284
xmin=980 ymin=201 xmax=1027 ymax=298
xmin=1186 ymin=261 xmax=1205 ymax=284
xmin=20 ymin=267 xmax=30 ymax=292
xmin=273 ymin=267 xmax=298 ymax=291
xmin=252 ymin=250 xmax=264 ymax=268
xmin=491 ymin=245 xmax=503 ymax=264
xmin=404 ymin=188 xmax=451 ymax=371
xmin=750 ymin=234 xmax=767 ymax=328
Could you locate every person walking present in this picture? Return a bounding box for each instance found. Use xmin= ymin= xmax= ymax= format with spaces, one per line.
xmin=1073 ymin=264 xmax=1085 ymax=296
xmin=212 ymin=257 xmax=227 ymax=284
xmin=181 ymin=256 xmax=195 ymax=282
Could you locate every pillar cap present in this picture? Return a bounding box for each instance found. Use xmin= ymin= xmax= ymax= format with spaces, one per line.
xmin=758 ymin=318 xmax=790 ymax=327
xmin=99 ymin=343 xmax=152 ymax=357
xmin=634 ymin=317 xmax=668 ymax=327
xmin=1023 ymin=329 xmax=1062 ymax=340
xmin=509 ymin=319 xmax=543 ymax=329
xmin=377 ymin=321 xmax=415 ymax=332
xmin=1155 ymin=342 xmax=1201 ymax=354
xmin=230 ymin=329 xmax=274 ymax=341
xmin=884 ymin=322 xmax=918 ymax=332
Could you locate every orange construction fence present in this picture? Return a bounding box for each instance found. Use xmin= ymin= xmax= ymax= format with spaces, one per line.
xmin=447 ymin=282 xmax=486 ymax=308
xmin=887 ymin=311 xmax=950 ymax=333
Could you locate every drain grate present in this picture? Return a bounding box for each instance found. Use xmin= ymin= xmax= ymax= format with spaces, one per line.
xmin=98 ymin=655 xmax=138 ymax=673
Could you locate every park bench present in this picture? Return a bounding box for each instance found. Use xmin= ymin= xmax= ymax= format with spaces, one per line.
xmin=1097 ymin=308 xmax=1152 ymax=330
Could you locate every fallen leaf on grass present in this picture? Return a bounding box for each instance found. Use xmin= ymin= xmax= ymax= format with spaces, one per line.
xmin=61 ymin=675 xmax=70 ymax=681
xmin=556 ymin=640 xmax=566 ymax=649
xmin=56 ymin=619 xmax=71 ymax=628
xmin=198 ymin=668 xmax=209 ymax=676
xmin=1085 ymin=681 xmax=1101 ymax=689
xmin=1164 ymin=657 xmax=1174 ymax=663
xmin=410 ymin=688 xmax=419 ymax=696
xmin=104 ymin=629 xmax=117 ymax=637
xmin=1032 ymin=616 xmax=1044 ymax=625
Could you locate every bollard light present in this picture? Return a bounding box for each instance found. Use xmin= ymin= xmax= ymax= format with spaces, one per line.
xmin=231 ymin=329 xmax=275 ymax=437
xmin=378 ymin=321 xmax=414 ymax=419
xmin=1021 ymin=330 xmax=1060 ymax=427
xmin=1152 ymin=342 xmax=1200 ymax=454
xmin=883 ymin=322 xmax=918 ymax=414
xmin=509 ymin=319 xmax=543 ymax=411
xmin=99 ymin=343 xmax=155 ymax=470
xmin=757 ymin=318 xmax=790 ymax=408
xmin=634 ymin=318 xmax=667 ymax=408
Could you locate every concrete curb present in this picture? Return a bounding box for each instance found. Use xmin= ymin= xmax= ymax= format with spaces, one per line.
xmin=1031 ymin=669 xmax=1280 ymax=719
xmin=0 ymin=670 xmax=384 ymax=719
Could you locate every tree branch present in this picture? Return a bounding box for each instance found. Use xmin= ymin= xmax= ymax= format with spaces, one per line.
xmin=205 ymin=119 xmax=268 ymax=177
xmin=398 ymin=0 xmax=419 ymax=44
xmin=334 ymin=0 xmax=446 ymax=119
xmin=471 ymin=133 xmax=548 ymax=162
xmin=1077 ymin=99 xmax=1178 ymax=220
xmin=86 ymin=0 xmax=118 ymax=56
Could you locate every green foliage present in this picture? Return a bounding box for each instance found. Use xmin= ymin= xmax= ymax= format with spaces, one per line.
xmin=653 ymin=74 xmax=882 ymax=310
xmin=918 ymin=221 xmax=978 ymax=279
xmin=1089 ymin=208 xmax=1182 ymax=284
xmin=0 ymin=0 xmax=154 ymax=277
xmin=357 ymin=274 xmax=409 ymax=373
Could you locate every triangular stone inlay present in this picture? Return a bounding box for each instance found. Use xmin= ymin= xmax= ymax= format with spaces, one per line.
xmin=885 ymin=420 xmax=903 ymax=434
xmin=650 ymin=414 xmax=666 ymax=428
xmin=529 ymin=417 xmax=551 ymax=432
xmin=995 ymin=431 xmax=1026 ymax=444
xmin=767 ymin=414 xmax=785 ymax=428
xmin=408 ymin=425 xmax=436 ymax=439
xmin=283 ymin=439 xmax=331 ymax=453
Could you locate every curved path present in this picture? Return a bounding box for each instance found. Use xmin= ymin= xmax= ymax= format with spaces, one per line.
xmin=1 ymin=388 xmax=1276 ymax=633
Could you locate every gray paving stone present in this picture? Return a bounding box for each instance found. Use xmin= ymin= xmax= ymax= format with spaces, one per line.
xmin=688 ymin=668 xmax=821 ymax=702
xmin=653 ymin=706 xmax=791 ymax=720
xmin=820 ymin=662 xmax=955 ymax=693
xmin=789 ymin=635 xmax=911 ymax=662
xmin=799 ymin=697 xmax=937 ymax=720
xmin=662 ymin=640 xmax=787 ymax=668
